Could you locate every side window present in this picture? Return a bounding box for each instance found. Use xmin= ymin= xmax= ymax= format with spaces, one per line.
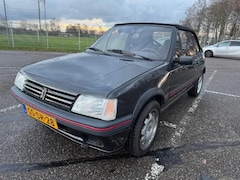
xmin=230 ymin=41 xmax=240 ymax=46
xmin=218 ymin=41 xmax=231 ymax=47
xmin=178 ymin=30 xmax=200 ymax=56
xmin=175 ymin=34 xmax=182 ymax=57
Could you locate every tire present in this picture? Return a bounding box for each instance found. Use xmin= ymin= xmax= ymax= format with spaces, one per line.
xmin=188 ymin=74 xmax=204 ymax=97
xmin=128 ymin=100 xmax=160 ymax=157
xmin=205 ymin=50 xmax=213 ymax=57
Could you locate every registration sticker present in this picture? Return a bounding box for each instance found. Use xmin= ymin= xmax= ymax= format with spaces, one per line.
xmin=23 ymin=104 xmax=27 ymax=114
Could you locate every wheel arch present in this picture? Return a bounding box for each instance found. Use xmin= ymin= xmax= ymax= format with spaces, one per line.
xmin=132 ymin=88 xmax=165 ymax=125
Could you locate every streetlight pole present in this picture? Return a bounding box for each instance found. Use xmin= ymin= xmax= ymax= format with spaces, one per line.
xmin=38 ymin=0 xmax=42 ymax=44
xmin=3 ymin=0 xmax=10 ymax=44
xmin=43 ymin=0 xmax=49 ymax=48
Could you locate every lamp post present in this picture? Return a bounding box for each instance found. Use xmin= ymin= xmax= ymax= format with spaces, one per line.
xmin=43 ymin=0 xmax=49 ymax=48
xmin=38 ymin=0 xmax=42 ymax=44
xmin=3 ymin=0 xmax=10 ymax=44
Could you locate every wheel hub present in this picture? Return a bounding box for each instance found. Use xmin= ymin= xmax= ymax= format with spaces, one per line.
xmin=140 ymin=110 xmax=158 ymax=150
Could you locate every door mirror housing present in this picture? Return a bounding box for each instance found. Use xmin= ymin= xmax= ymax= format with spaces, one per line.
xmin=174 ymin=56 xmax=193 ymax=65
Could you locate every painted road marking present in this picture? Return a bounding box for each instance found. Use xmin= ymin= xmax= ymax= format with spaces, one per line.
xmin=145 ymin=163 xmax=164 ymax=180
xmin=160 ymin=121 xmax=177 ymax=129
xmin=205 ymin=90 xmax=240 ymax=98
xmin=0 ymin=67 xmax=21 ymax=69
xmin=0 ymin=74 xmax=17 ymax=77
xmin=170 ymin=70 xmax=217 ymax=146
xmin=145 ymin=70 xmax=218 ymax=179
xmin=0 ymin=104 xmax=21 ymax=113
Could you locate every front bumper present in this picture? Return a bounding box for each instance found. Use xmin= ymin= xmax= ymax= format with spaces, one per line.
xmin=11 ymin=86 xmax=132 ymax=153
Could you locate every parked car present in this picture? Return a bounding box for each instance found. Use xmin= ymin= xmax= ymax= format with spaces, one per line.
xmin=12 ymin=23 xmax=205 ymax=157
xmin=203 ymin=40 xmax=240 ymax=58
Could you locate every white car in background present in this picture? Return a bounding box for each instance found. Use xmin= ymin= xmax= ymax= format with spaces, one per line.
xmin=202 ymin=40 xmax=240 ymax=59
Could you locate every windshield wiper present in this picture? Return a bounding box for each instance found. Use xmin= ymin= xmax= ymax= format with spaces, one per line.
xmin=106 ymin=49 xmax=153 ymax=61
xmin=106 ymin=49 xmax=134 ymax=56
xmin=133 ymin=53 xmax=154 ymax=61
xmin=87 ymin=47 xmax=109 ymax=55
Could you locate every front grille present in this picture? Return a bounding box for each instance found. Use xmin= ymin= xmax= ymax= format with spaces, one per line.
xmin=24 ymin=80 xmax=77 ymax=111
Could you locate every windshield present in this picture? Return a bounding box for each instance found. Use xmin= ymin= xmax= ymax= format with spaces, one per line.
xmin=88 ymin=24 xmax=173 ymax=61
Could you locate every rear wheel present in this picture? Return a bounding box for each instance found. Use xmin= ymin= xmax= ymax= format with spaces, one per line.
xmin=188 ymin=74 xmax=203 ymax=97
xmin=128 ymin=100 xmax=160 ymax=157
xmin=205 ymin=50 xmax=213 ymax=57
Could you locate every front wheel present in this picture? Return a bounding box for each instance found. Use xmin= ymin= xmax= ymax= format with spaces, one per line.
xmin=188 ymin=74 xmax=204 ymax=97
xmin=128 ymin=100 xmax=160 ymax=157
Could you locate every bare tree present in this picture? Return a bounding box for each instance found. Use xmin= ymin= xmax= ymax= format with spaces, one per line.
xmin=0 ymin=15 xmax=5 ymax=27
xmin=213 ymin=0 xmax=232 ymax=41
xmin=193 ymin=0 xmax=207 ymax=35
xmin=181 ymin=0 xmax=207 ymax=35
xmin=180 ymin=6 xmax=194 ymax=28
xmin=66 ymin=24 xmax=77 ymax=35
xmin=19 ymin=20 xmax=28 ymax=30
xmin=182 ymin=0 xmax=240 ymax=44
xmin=228 ymin=0 xmax=240 ymax=38
xmin=49 ymin=18 xmax=60 ymax=35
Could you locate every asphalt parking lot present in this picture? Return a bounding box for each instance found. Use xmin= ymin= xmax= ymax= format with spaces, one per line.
xmin=1 ymin=50 xmax=240 ymax=180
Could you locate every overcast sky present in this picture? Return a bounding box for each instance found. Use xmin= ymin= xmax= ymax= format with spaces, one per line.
xmin=1 ymin=0 xmax=195 ymax=27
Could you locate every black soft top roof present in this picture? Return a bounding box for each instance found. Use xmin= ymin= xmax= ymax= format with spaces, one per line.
xmin=114 ymin=22 xmax=195 ymax=34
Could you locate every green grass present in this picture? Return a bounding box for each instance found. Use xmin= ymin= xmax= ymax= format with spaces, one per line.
xmin=0 ymin=34 xmax=98 ymax=52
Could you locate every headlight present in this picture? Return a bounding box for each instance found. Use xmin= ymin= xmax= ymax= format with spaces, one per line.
xmin=14 ymin=72 xmax=26 ymax=91
xmin=71 ymin=95 xmax=117 ymax=121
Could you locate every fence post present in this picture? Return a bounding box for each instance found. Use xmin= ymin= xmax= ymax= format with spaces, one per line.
xmin=46 ymin=28 xmax=49 ymax=49
xmin=44 ymin=1 xmax=49 ymax=49
xmin=78 ymin=28 xmax=81 ymax=51
xmin=37 ymin=28 xmax=40 ymax=44
xmin=9 ymin=22 xmax=14 ymax=48
xmin=3 ymin=0 xmax=10 ymax=45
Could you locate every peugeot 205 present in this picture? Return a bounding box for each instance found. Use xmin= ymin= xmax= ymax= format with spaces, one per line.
xmin=12 ymin=23 xmax=205 ymax=157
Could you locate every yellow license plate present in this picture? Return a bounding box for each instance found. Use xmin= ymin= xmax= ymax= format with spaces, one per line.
xmin=26 ymin=105 xmax=59 ymax=130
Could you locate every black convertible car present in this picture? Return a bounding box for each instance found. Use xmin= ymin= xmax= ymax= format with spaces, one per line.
xmin=12 ymin=23 xmax=205 ymax=157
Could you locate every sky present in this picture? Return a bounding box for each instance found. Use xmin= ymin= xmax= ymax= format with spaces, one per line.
xmin=1 ymin=0 xmax=195 ymax=28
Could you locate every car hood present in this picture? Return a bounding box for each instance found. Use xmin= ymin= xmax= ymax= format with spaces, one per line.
xmin=22 ymin=52 xmax=163 ymax=96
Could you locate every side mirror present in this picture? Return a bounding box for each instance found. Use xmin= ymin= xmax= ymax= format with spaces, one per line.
xmin=174 ymin=56 xmax=193 ymax=65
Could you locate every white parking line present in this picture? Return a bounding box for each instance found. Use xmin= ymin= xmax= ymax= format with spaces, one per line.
xmin=0 ymin=67 xmax=21 ymax=69
xmin=0 ymin=74 xmax=17 ymax=77
xmin=160 ymin=121 xmax=177 ymax=129
xmin=145 ymin=70 xmax=218 ymax=179
xmin=205 ymin=90 xmax=240 ymax=98
xmin=0 ymin=104 xmax=21 ymax=113
xmin=145 ymin=163 xmax=164 ymax=180
xmin=170 ymin=70 xmax=217 ymax=147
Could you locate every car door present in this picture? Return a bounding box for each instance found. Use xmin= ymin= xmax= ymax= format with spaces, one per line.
xmin=168 ymin=29 xmax=202 ymax=99
xmin=214 ymin=41 xmax=231 ymax=57
xmin=228 ymin=41 xmax=240 ymax=58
